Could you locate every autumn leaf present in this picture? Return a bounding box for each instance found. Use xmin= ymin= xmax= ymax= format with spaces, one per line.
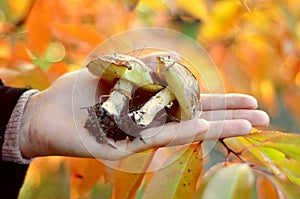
xmin=69 ymin=158 xmax=105 ymax=199
xmin=256 ymin=176 xmax=279 ymax=199
xmin=0 ymin=61 xmax=51 ymax=89
xmin=199 ymin=1 xmax=242 ymax=41
xmin=47 ymin=62 xmax=69 ymax=82
xmin=25 ymin=0 xmax=52 ymax=57
xmin=55 ymin=24 xmax=104 ymax=46
xmin=255 ymin=171 xmax=300 ymax=199
xmin=2 ymin=0 xmax=34 ymax=24
xmin=226 ymin=131 xmax=300 ymax=185
xmin=176 ymin=0 xmax=208 ymax=21
xmin=142 ymin=143 xmax=202 ymax=199
xmin=2 ymin=0 xmax=300 ymax=198
xmin=246 ymin=132 xmax=300 ymax=160
xmin=283 ymin=89 xmax=300 ymax=126
xmin=195 ymin=163 xmax=254 ymax=199
xmin=112 ymin=149 xmax=156 ymax=199
xmin=273 ymin=160 xmax=300 ymax=185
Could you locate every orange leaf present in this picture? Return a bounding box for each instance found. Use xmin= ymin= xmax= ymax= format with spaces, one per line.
xmin=256 ymin=176 xmax=279 ymax=199
xmin=0 ymin=40 xmax=12 ymax=63
xmin=70 ymin=158 xmax=104 ymax=198
xmin=47 ymin=62 xmax=69 ymax=82
xmin=0 ymin=61 xmax=50 ymax=90
xmin=0 ymin=68 xmax=24 ymax=87
xmin=112 ymin=149 xmax=156 ymax=199
xmin=25 ymin=0 xmax=51 ymax=56
xmin=55 ymin=24 xmax=104 ymax=46
xmin=256 ymin=171 xmax=300 ymax=199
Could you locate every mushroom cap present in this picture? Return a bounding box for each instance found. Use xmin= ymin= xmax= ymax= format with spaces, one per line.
xmin=86 ymin=53 xmax=165 ymax=93
xmin=157 ymin=56 xmax=201 ymax=121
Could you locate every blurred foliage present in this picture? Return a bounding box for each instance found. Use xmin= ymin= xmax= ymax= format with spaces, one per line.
xmin=1 ymin=0 xmax=300 ymax=198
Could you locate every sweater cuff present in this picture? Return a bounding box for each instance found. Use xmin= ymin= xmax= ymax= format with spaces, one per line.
xmin=2 ymin=89 xmax=39 ymax=164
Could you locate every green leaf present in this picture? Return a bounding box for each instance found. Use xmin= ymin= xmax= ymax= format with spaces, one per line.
xmin=254 ymin=133 xmax=300 ymax=160
xmin=274 ymin=160 xmax=300 ymax=185
xmin=142 ymin=143 xmax=202 ymax=199
xmin=229 ymin=132 xmax=300 ymax=185
xmin=225 ymin=136 xmax=285 ymax=176
xmin=196 ymin=164 xmax=254 ymax=199
xmin=244 ymin=131 xmax=284 ymax=143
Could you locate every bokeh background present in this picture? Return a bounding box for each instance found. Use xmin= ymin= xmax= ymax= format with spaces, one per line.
xmin=0 ymin=0 xmax=299 ymax=198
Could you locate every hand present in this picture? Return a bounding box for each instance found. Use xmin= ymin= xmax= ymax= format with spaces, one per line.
xmin=19 ymin=69 xmax=269 ymax=161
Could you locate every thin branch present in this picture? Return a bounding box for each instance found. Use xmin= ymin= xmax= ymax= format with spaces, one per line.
xmin=219 ymin=138 xmax=246 ymax=163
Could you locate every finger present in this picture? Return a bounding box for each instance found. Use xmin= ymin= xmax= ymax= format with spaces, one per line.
xmin=128 ymin=119 xmax=208 ymax=151
xmin=200 ymin=93 xmax=258 ymax=111
xmin=200 ymin=110 xmax=270 ymax=127
xmin=104 ymin=119 xmax=251 ymax=160
xmin=197 ymin=119 xmax=252 ymax=140
xmin=149 ymin=119 xmax=252 ymax=144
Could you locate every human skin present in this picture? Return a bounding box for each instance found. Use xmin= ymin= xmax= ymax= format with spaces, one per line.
xmin=18 ymin=68 xmax=269 ymax=161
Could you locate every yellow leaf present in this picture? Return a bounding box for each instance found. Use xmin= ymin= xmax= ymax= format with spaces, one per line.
xmin=138 ymin=0 xmax=168 ymax=12
xmin=6 ymin=0 xmax=34 ymax=23
xmin=70 ymin=158 xmax=104 ymax=198
xmin=254 ymin=133 xmax=300 ymax=160
xmin=176 ymin=0 xmax=208 ymax=21
xmin=143 ymin=143 xmax=202 ymax=199
xmin=112 ymin=149 xmax=156 ymax=199
xmin=227 ymin=131 xmax=300 ymax=182
xmin=259 ymin=79 xmax=276 ymax=113
xmin=274 ymin=160 xmax=300 ymax=185
xmin=200 ymin=1 xmax=242 ymax=41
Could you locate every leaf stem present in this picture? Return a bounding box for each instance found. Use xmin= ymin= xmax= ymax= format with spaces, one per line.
xmin=219 ymin=138 xmax=245 ymax=163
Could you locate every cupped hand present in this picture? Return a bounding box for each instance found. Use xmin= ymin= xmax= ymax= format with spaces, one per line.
xmin=19 ymin=69 xmax=269 ymax=161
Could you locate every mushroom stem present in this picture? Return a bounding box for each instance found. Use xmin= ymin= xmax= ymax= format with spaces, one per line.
xmin=101 ymin=78 xmax=134 ymax=117
xmin=132 ymin=88 xmax=175 ymax=127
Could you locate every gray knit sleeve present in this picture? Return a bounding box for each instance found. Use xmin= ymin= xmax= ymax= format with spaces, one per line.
xmin=2 ymin=89 xmax=39 ymax=164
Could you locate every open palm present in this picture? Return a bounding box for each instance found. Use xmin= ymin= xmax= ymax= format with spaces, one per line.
xmin=20 ymin=67 xmax=269 ymax=160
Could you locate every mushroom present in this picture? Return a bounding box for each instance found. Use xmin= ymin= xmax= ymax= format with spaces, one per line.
xmin=84 ymin=53 xmax=201 ymax=146
xmin=156 ymin=56 xmax=201 ymax=121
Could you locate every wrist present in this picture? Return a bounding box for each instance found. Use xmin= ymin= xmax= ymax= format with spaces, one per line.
xmin=19 ymin=91 xmax=40 ymax=159
xmin=2 ymin=89 xmax=39 ymax=164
